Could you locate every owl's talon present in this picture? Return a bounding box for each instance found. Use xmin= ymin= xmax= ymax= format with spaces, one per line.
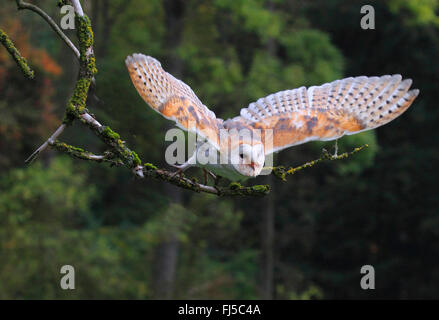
xmin=170 ymin=163 xmax=185 ymax=178
xmin=333 ymin=139 xmax=338 ymax=157
xmin=169 ymin=160 xmax=193 ymax=179
xmin=207 ymin=170 xmax=217 ymax=181
xmin=171 ymin=168 xmax=183 ymax=178
xmin=214 ymin=175 xmax=222 ymax=187
xmin=203 ymin=169 xmax=208 ymax=185
xmin=202 ymin=168 xmax=217 ymax=185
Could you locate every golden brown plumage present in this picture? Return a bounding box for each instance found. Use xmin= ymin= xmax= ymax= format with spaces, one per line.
xmin=126 ymin=54 xmax=222 ymax=149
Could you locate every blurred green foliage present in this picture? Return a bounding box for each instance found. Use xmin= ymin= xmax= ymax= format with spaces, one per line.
xmin=389 ymin=0 xmax=439 ymax=25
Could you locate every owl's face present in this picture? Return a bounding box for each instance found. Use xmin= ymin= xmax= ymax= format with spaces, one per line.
xmin=231 ymin=143 xmax=265 ymax=177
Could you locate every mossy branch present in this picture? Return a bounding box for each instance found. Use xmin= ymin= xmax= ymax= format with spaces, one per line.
xmin=0 ymin=28 xmax=34 ymax=79
xmin=50 ymin=141 xmax=124 ymax=166
xmin=270 ymin=144 xmax=369 ymax=181
xmin=142 ymin=164 xmax=270 ymax=197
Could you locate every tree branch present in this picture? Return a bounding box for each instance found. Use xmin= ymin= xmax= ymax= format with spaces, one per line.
xmin=142 ymin=164 xmax=270 ymax=197
xmin=270 ymin=144 xmax=369 ymax=181
xmin=50 ymin=141 xmax=124 ymax=166
xmin=15 ymin=0 xmax=80 ymax=58
xmin=0 ymin=28 xmax=34 ymax=79
xmin=70 ymin=0 xmax=84 ymax=17
xmin=25 ymin=123 xmax=66 ymax=163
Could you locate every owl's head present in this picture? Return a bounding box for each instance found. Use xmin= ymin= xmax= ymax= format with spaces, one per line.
xmin=231 ymin=143 xmax=265 ymax=177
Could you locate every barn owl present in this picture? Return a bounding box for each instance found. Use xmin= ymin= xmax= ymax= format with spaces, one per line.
xmin=126 ymin=53 xmax=419 ymax=181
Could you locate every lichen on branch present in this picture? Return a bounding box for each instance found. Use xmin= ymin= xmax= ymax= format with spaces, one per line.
xmin=64 ymin=14 xmax=96 ymax=124
xmin=0 ymin=28 xmax=35 ymax=79
xmin=50 ymin=141 xmax=124 ymax=166
xmin=60 ymin=12 xmax=140 ymax=169
xmin=270 ymin=144 xmax=369 ymax=181
xmin=142 ymin=164 xmax=271 ymax=197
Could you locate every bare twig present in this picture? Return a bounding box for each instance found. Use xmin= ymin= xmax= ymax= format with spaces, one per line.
xmin=70 ymin=0 xmax=84 ymax=17
xmin=0 ymin=28 xmax=34 ymax=79
xmin=15 ymin=0 xmax=80 ymax=58
xmin=25 ymin=124 xmax=66 ymax=163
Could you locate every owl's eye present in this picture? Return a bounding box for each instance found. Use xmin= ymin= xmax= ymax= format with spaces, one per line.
xmin=239 ymin=153 xmax=244 ymax=159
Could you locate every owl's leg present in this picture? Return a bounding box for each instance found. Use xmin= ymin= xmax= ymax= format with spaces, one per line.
xmin=170 ymin=161 xmax=193 ymax=178
xmin=202 ymin=168 xmax=217 ymax=185
xmin=203 ymin=169 xmax=208 ymax=185
xmin=214 ymin=175 xmax=222 ymax=186
xmin=333 ymin=139 xmax=338 ymax=157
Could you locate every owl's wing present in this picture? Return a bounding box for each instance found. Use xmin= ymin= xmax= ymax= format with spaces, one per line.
xmin=126 ymin=54 xmax=221 ymax=149
xmin=237 ymin=75 xmax=419 ymax=155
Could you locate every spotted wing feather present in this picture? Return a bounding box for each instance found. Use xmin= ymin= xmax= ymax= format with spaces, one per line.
xmin=126 ymin=53 xmax=221 ymax=149
xmin=238 ymin=75 xmax=419 ymax=154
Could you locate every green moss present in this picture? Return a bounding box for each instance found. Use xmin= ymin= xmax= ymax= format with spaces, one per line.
xmin=251 ymin=185 xmax=270 ymax=193
xmin=216 ymin=182 xmax=271 ymax=197
xmin=271 ymin=144 xmax=370 ymax=181
xmin=52 ymin=141 xmax=87 ymax=156
xmin=88 ymin=56 xmax=98 ymax=74
xmin=272 ymin=166 xmax=286 ymax=181
xmin=75 ymin=14 xmax=97 ymax=78
xmin=57 ymin=0 xmax=69 ymax=7
xmin=70 ymin=78 xmax=91 ymax=111
xmin=98 ymin=126 xmax=142 ymax=168
xmin=229 ymin=182 xmax=242 ymax=190
xmin=65 ymin=102 xmax=75 ymax=113
xmin=102 ymin=126 xmax=121 ymax=140
xmin=65 ymin=14 xmax=96 ymax=117
xmin=131 ymin=151 xmax=141 ymax=166
xmin=0 ymin=29 xmax=34 ymax=79
xmin=118 ymin=140 xmax=126 ymax=150
xmin=63 ymin=102 xmax=77 ymax=124
xmin=61 ymin=143 xmax=85 ymax=153
xmin=144 ymin=163 xmax=158 ymax=170
xmin=76 ymin=15 xmax=94 ymax=53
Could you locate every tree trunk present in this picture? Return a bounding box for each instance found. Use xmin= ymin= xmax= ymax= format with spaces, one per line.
xmin=260 ymin=4 xmax=276 ymax=298
xmin=153 ymin=0 xmax=186 ymax=300
xmin=260 ymin=174 xmax=275 ymax=299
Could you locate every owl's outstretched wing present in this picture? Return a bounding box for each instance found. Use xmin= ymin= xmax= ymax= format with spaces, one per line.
xmin=236 ymin=75 xmax=419 ymax=155
xmin=126 ymin=54 xmax=221 ymax=149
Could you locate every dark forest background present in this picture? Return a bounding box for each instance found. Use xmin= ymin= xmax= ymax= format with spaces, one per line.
xmin=1 ymin=0 xmax=438 ymax=299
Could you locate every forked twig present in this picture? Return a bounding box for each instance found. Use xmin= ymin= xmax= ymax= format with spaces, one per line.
xmin=15 ymin=0 xmax=80 ymax=58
